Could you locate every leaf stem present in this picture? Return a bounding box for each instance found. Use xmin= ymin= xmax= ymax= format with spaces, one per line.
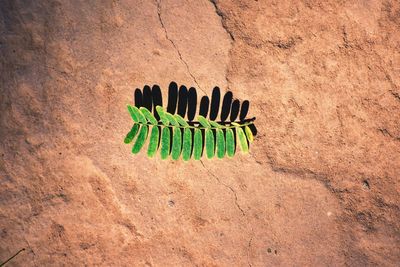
xmin=131 ymin=119 xmax=255 ymax=129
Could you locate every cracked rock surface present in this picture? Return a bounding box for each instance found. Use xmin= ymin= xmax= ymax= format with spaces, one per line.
xmin=1 ymin=0 xmax=399 ymax=266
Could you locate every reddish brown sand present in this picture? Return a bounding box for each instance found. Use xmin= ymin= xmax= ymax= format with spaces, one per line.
xmin=1 ymin=0 xmax=399 ymax=266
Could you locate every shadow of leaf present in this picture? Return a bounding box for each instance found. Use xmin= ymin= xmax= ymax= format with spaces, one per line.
xmin=131 ymin=81 xmax=258 ymax=158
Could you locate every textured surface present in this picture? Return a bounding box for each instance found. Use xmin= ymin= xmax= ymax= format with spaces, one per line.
xmin=1 ymin=0 xmax=399 ymax=266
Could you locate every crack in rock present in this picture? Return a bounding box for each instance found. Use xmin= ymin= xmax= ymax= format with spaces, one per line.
xmin=200 ymin=160 xmax=245 ymax=216
xmin=267 ymin=37 xmax=302 ymax=50
xmin=23 ymin=238 xmax=37 ymax=266
xmin=156 ymin=0 xmax=206 ymax=95
xmin=247 ymin=232 xmax=254 ymax=267
xmin=378 ymin=127 xmax=400 ymax=141
xmin=208 ymin=0 xmax=234 ymax=92
xmin=209 ymin=0 xmax=234 ymax=41
xmin=370 ymin=54 xmax=400 ymax=104
xmin=383 ymin=72 xmax=400 ymax=103
xmin=390 ymin=90 xmax=400 ymax=102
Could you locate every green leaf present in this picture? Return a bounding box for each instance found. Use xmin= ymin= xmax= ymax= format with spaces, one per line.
xmin=124 ymin=124 xmax=139 ymax=144
xmin=205 ymin=129 xmax=215 ymax=159
xmin=132 ymin=125 xmax=148 ymax=154
xmin=156 ymin=106 xmax=169 ymax=126
xmin=209 ymin=120 xmax=222 ymax=128
xmin=216 ymin=129 xmax=225 ymax=159
xmin=245 ymin=125 xmax=254 ymax=142
xmin=127 ymin=105 xmax=138 ymax=122
xmin=166 ymin=113 xmax=179 ymax=126
xmin=174 ymin=114 xmax=189 ymax=127
xmin=128 ymin=105 xmax=146 ymax=123
xmin=236 ymin=127 xmax=249 ymax=153
xmin=140 ymin=107 xmax=158 ymax=124
xmin=147 ymin=126 xmax=159 ymax=158
xmin=182 ymin=128 xmax=192 ymax=161
xmin=126 ymin=93 xmax=256 ymax=160
xmin=160 ymin=127 xmax=170 ymax=159
xmin=226 ymin=128 xmax=235 ymax=157
xmin=171 ymin=128 xmax=182 ymax=160
xmin=193 ymin=128 xmax=203 ymax=160
xmin=198 ymin=115 xmax=210 ymax=128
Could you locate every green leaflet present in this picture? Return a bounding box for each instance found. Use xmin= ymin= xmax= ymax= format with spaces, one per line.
xmin=147 ymin=126 xmax=159 ymax=157
xmin=171 ymin=128 xmax=182 ymax=160
xmin=236 ymin=127 xmax=249 ymax=153
xmin=226 ymin=128 xmax=235 ymax=157
xmin=209 ymin=120 xmax=221 ymax=128
xmin=124 ymin=124 xmax=139 ymax=144
xmin=166 ymin=113 xmax=179 ymax=126
xmin=245 ymin=125 xmax=254 ymax=142
xmin=140 ymin=107 xmax=157 ymax=124
xmin=176 ymin=114 xmax=190 ymax=161
xmin=156 ymin=106 xmax=169 ymax=126
xmin=198 ymin=115 xmax=210 ymax=128
xmin=128 ymin=105 xmax=146 ymax=123
xmin=182 ymin=128 xmax=192 ymax=161
xmin=160 ymin=127 xmax=170 ymax=160
xmin=205 ymin=129 xmax=215 ymax=159
xmin=233 ymin=122 xmax=253 ymax=143
xmin=193 ymin=128 xmax=202 ymax=160
xmin=216 ymin=129 xmax=225 ymax=159
xmin=174 ymin=114 xmax=189 ymax=127
xmin=127 ymin=105 xmax=138 ymax=122
xmin=132 ymin=125 xmax=148 ymax=154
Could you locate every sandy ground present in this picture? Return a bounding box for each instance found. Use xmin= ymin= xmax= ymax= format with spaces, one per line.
xmin=1 ymin=0 xmax=399 ymax=266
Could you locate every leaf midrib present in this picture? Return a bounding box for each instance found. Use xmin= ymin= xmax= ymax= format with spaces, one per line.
xmin=130 ymin=120 xmax=255 ymax=129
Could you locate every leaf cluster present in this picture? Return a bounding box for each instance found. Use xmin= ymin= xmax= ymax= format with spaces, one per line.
xmin=125 ymin=105 xmax=254 ymax=160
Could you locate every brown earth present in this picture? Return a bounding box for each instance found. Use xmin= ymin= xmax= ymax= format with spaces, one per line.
xmin=1 ymin=0 xmax=399 ymax=266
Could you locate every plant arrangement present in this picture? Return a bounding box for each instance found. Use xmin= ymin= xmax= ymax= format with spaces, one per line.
xmin=124 ymin=83 xmax=256 ymax=160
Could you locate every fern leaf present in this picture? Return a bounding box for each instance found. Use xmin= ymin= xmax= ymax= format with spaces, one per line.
xmin=182 ymin=128 xmax=192 ymax=161
xmin=147 ymin=126 xmax=159 ymax=157
xmin=132 ymin=125 xmax=148 ymax=154
xmin=126 ymin=86 xmax=256 ymax=160
xmin=160 ymin=127 xmax=170 ymax=159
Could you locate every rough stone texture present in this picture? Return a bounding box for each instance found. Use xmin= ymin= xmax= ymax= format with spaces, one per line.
xmin=0 ymin=0 xmax=399 ymax=266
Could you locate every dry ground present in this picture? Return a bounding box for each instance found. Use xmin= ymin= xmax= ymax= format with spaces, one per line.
xmin=1 ymin=0 xmax=399 ymax=266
